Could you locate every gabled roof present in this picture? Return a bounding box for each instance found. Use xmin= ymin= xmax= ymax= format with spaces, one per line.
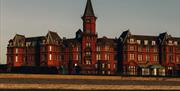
xmin=46 ymin=31 xmax=61 ymax=44
xmin=97 ymin=36 xmax=117 ymax=46
xmin=63 ymin=38 xmax=81 ymax=47
xmin=12 ymin=34 xmax=26 ymax=47
xmin=83 ymin=0 xmax=95 ymax=17
xmin=174 ymin=37 xmax=180 ymax=45
xmin=120 ymin=30 xmax=130 ymax=44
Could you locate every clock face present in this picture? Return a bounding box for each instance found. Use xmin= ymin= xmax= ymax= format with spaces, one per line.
xmin=86 ymin=19 xmax=91 ymax=23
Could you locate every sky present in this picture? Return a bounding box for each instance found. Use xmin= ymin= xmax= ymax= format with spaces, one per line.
xmin=0 ymin=0 xmax=180 ymax=64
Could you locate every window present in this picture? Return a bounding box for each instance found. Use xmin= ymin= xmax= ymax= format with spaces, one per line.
xmin=105 ymin=46 xmax=109 ymax=51
xmin=169 ymin=55 xmax=173 ymax=62
xmin=86 ymin=60 xmax=91 ymax=65
xmin=96 ymin=46 xmax=100 ymax=51
xmin=105 ymin=53 xmax=109 ymax=60
xmin=108 ymin=64 xmax=111 ymax=69
xmin=95 ymin=64 xmax=98 ymax=68
xmin=138 ymin=46 xmax=142 ymax=52
xmin=174 ymin=41 xmax=178 ymax=45
xmin=168 ymin=67 xmax=173 ymax=70
xmin=169 ymin=40 xmax=173 ymax=44
xmin=49 ymin=54 xmax=52 ymax=60
xmin=15 ymin=56 xmax=18 ymax=62
xmin=49 ymin=46 xmax=52 ymax=51
xmin=76 ymin=47 xmax=79 ymax=52
xmin=177 ymin=57 xmax=179 ymax=63
xmin=128 ymin=66 xmax=136 ymax=75
xmin=130 ymin=38 xmax=134 ymax=43
xmin=146 ymin=55 xmax=150 ymax=62
xmin=86 ymin=42 xmax=91 ymax=47
xmin=144 ymin=40 xmax=148 ymax=45
xmin=169 ymin=47 xmax=173 ymax=53
xmin=86 ymin=52 xmax=91 ymax=56
xmin=142 ymin=68 xmax=150 ymax=75
xmin=102 ymin=71 xmax=105 ymax=74
xmin=42 ymin=47 xmax=45 ymax=52
xmin=15 ymin=48 xmax=18 ymax=54
xmin=114 ymin=64 xmax=116 ymax=69
xmin=42 ymin=55 xmax=46 ymax=62
xmin=154 ymin=55 xmax=158 ymax=61
xmin=146 ymin=46 xmax=150 ymax=52
xmin=154 ymin=47 xmax=157 ymax=52
xmin=76 ymin=54 xmax=79 ymax=60
xmin=108 ymin=71 xmax=111 ymax=75
xmin=124 ymin=54 xmax=126 ymax=61
xmin=152 ymin=41 xmax=156 ymax=45
xmin=54 ymin=55 xmax=57 ymax=60
xmin=138 ymin=55 xmax=142 ymax=62
xmin=102 ymin=63 xmax=105 ymax=68
xmin=130 ymin=46 xmax=134 ymax=51
xmin=130 ymin=54 xmax=135 ymax=60
xmin=96 ymin=54 xmax=101 ymax=60
xmin=137 ymin=40 xmax=141 ymax=45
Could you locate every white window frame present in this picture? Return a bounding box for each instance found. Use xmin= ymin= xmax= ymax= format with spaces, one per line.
xmin=15 ymin=56 xmax=18 ymax=62
xmin=102 ymin=63 xmax=105 ymax=68
xmin=146 ymin=55 xmax=150 ymax=62
xmin=152 ymin=41 xmax=156 ymax=45
xmin=130 ymin=54 xmax=135 ymax=60
xmin=49 ymin=54 xmax=52 ymax=60
xmin=138 ymin=55 xmax=142 ymax=62
xmin=154 ymin=55 xmax=158 ymax=61
xmin=137 ymin=40 xmax=141 ymax=45
xmin=49 ymin=46 xmax=52 ymax=51
xmin=108 ymin=64 xmax=111 ymax=69
xmin=96 ymin=46 xmax=100 ymax=51
xmin=130 ymin=38 xmax=134 ymax=43
xmin=15 ymin=48 xmax=18 ymax=54
xmin=174 ymin=41 xmax=178 ymax=45
xmin=144 ymin=40 xmax=148 ymax=45
xmin=130 ymin=46 xmax=134 ymax=51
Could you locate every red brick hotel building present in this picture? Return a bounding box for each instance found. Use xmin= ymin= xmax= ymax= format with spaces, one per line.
xmin=7 ymin=0 xmax=180 ymax=76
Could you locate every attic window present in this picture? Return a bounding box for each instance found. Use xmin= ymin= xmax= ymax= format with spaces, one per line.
xmin=169 ymin=40 xmax=173 ymax=44
xmin=144 ymin=40 xmax=148 ymax=45
xmin=130 ymin=38 xmax=134 ymax=43
xmin=152 ymin=41 xmax=156 ymax=45
xmin=174 ymin=41 xmax=178 ymax=45
xmin=137 ymin=40 xmax=141 ymax=45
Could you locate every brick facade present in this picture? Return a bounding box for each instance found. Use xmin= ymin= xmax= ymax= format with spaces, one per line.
xmin=6 ymin=0 xmax=180 ymax=76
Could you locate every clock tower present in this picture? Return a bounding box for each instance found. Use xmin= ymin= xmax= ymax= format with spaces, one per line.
xmin=81 ymin=0 xmax=97 ymax=74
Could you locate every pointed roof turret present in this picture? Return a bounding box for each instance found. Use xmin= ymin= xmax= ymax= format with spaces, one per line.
xmin=83 ymin=0 xmax=95 ymax=17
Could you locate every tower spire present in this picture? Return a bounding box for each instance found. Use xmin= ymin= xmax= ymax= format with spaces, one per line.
xmin=83 ymin=0 xmax=95 ymax=17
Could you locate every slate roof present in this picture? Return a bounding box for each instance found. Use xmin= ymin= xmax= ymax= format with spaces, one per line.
xmin=83 ymin=0 xmax=95 ymax=17
xmin=97 ymin=36 xmax=117 ymax=46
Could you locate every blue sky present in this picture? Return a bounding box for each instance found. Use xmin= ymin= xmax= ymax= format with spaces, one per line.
xmin=0 ymin=0 xmax=180 ymax=64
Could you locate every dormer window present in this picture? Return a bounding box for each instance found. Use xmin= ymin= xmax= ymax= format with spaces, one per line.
xmin=169 ymin=40 xmax=173 ymax=44
xmin=137 ymin=40 xmax=141 ymax=45
xmin=144 ymin=40 xmax=148 ymax=45
xmin=130 ymin=38 xmax=134 ymax=43
xmin=152 ymin=41 xmax=156 ymax=45
xmin=174 ymin=41 xmax=178 ymax=45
